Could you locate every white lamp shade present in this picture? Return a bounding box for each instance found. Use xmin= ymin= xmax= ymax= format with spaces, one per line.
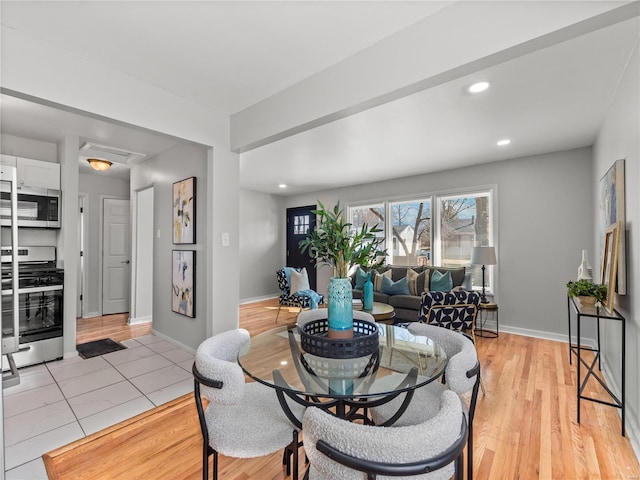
xmin=471 ymin=246 xmax=497 ymax=265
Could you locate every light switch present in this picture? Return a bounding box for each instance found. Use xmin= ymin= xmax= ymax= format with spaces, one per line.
xmin=221 ymin=232 xmax=230 ymax=247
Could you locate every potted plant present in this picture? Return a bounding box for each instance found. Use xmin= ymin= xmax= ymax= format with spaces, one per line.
xmin=300 ymin=201 xmax=386 ymax=337
xmin=566 ymin=279 xmax=607 ymax=306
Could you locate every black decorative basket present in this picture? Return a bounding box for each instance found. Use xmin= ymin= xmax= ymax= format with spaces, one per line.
xmin=300 ymin=319 xmax=380 ymax=359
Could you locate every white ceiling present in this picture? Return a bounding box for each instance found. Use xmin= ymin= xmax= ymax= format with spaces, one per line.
xmin=1 ymin=1 xmax=638 ymax=193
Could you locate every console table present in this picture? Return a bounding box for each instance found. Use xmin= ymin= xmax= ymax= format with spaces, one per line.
xmin=567 ymin=296 xmax=625 ymax=436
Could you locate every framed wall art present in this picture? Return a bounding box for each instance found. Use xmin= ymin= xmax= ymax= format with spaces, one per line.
xmin=172 ymin=250 xmax=195 ymax=318
xmin=173 ymin=176 xmax=196 ymax=244
xmin=600 ymin=222 xmax=620 ymax=315
xmin=599 ymin=160 xmax=625 ymax=294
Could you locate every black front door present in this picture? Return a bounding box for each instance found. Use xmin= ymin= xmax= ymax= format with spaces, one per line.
xmin=286 ymin=205 xmax=317 ymax=291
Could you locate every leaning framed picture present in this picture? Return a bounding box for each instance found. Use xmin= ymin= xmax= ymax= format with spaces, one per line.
xmin=173 ymin=176 xmax=196 ymax=244
xmin=599 ymin=160 xmax=625 ymax=294
xmin=172 ymin=250 xmax=195 ymax=318
xmin=600 ymin=222 xmax=620 ymax=315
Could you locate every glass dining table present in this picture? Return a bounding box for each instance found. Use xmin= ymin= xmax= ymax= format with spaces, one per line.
xmin=238 ymin=322 xmax=447 ymax=428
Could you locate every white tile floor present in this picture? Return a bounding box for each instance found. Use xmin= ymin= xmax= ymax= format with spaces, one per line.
xmin=2 ymin=334 xmax=195 ymax=480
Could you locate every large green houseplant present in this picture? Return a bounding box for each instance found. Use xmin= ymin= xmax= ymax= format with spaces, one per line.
xmin=300 ymin=201 xmax=386 ymax=336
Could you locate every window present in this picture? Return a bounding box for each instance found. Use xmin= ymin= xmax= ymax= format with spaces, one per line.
xmin=349 ymin=203 xmax=386 ymax=252
xmin=389 ymin=199 xmax=431 ymax=266
xmin=348 ymin=188 xmax=493 ymax=292
xmin=293 ymin=214 xmax=310 ymax=235
xmin=436 ymin=192 xmax=492 ymax=290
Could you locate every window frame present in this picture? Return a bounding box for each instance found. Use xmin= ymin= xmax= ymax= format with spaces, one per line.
xmin=347 ymin=185 xmax=496 ymax=295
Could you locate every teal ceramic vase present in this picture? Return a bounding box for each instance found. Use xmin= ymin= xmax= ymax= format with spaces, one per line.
xmin=363 ymin=271 xmax=374 ymax=311
xmin=327 ymin=277 xmax=353 ymax=334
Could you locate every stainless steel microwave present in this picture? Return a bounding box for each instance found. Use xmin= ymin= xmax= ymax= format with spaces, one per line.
xmin=0 ymin=186 xmax=61 ymax=228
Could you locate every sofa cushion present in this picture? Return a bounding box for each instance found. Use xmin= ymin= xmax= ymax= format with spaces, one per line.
xmin=431 ymin=269 xmax=453 ymax=291
xmin=406 ymin=268 xmax=419 ymax=295
xmin=416 ymin=270 xmax=429 ymax=294
xmin=381 ymin=275 xmax=410 ymax=296
xmin=290 ymin=267 xmax=310 ymax=293
xmin=426 ymin=267 xmax=465 ymax=287
xmin=374 ymin=270 xmax=392 ymax=291
xmin=373 ymin=292 xmax=390 ymax=304
xmin=354 ymin=266 xmax=368 ymax=289
xmin=388 ymin=294 xmax=422 ymax=311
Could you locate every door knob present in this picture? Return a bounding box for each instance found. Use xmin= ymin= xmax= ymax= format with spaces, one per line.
xmin=121 ymin=260 xmax=130 ymax=264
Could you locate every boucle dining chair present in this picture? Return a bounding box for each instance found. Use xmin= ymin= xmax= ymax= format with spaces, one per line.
xmin=193 ymin=328 xmax=303 ymax=480
xmin=370 ymin=324 xmax=481 ymax=480
xmin=302 ymin=389 xmax=467 ymax=480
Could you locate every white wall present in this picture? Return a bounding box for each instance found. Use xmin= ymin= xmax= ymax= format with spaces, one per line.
xmin=239 ymin=189 xmax=285 ymax=301
xmin=593 ymin=39 xmax=639 ymax=454
xmin=130 ymin=143 xmax=208 ymax=351
xmin=78 ymin=173 xmax=130 ymax=317
xmin=133 ymin=186 xmax=154 ymax=322
xmin=280 ymin=147 xmax=594 ymax=341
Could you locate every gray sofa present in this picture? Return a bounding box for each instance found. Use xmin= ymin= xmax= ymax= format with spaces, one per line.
xmin=351 ymin=265 xmax=470 ymax=323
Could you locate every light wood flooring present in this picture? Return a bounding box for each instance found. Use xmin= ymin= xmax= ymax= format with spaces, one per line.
xmin=48 ymin=300 xmax=639 ymax=479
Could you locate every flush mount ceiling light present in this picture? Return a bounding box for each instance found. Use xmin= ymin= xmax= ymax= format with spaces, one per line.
xmin=468 ymin=81 xmax=490 ymax=93
xmin=278 ymin=184 xmax=287 ymax=189
xmin=87 ymin=158 xmax=113 ymax=171
xmin=496 ymin=139 xmax=512 ymax=146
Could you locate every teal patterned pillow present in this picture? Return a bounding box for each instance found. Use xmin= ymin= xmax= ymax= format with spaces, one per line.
xmin=431 ymin=270 xmax=453 ymax=292
xmin=381 ymin=275 xmax=410 ymax=296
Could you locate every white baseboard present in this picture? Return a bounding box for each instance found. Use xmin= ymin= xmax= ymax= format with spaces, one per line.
xmin=240 ymin=294 xmax=279 ymax=305
xmin=499 ymin=324 xmax=597 ymax=349
xmin=129 ymin=315 xmax=152 ymax=325
xmin=82 ymin=311 xmax=101 ymax=319
xmin=601 ymin=357 xmax=640 ymax=460
xmin=150 ymin=328 xmax=196 ymax=354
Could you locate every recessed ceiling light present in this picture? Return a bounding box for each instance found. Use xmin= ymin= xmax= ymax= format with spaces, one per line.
xmin=278 ymin=184 xmax=287 ymax=189
xmin=497 ymin=139 xmax=511 ymax=146
xmin=468 ymin=81 xmax=490 ymax=93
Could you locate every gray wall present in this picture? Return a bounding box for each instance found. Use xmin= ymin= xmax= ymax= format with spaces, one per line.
xmin=79 ymin=172 xmax=130 ymax=317
xmin=593 ymin=40 xmax=639 ymax=453
xmin=275 ymin=147 xmax=593 ymax=342
xmin=130 ymin=142 xmax=208 ymax=351
xmin=239 ymin=189 xmax=285 ymax=301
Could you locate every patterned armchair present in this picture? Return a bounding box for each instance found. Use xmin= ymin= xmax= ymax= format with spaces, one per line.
xmin=276 ymin=267 xmax=325 ymax=323
xmin=418 ymin=291 xmax=481 ymax=337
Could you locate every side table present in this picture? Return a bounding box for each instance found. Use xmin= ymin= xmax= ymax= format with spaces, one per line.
xmin=476 ymin=302 xmax=499 ymax=338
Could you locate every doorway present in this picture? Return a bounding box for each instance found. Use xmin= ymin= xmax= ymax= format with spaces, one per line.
xmin=286 ymin=205 xmax=317 ymax=290
xmin=131 ymin=187 xmax=154 ymax=324
xmin=102 ymin=198 xmax=131 ymax=315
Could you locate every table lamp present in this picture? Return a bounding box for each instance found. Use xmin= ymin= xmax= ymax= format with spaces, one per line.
xmin=471 ymin=246 xmax=497 ymax=303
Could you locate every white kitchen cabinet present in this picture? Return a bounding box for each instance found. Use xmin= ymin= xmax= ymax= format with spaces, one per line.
xmin=9 ymin=156 xmax=61 ymax=190
xmin=0 ymin=154 xmax=17 ymax=168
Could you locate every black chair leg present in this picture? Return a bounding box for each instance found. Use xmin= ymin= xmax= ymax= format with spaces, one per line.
xmin=468 ymin=421 xmax=474 ymax=480
xmin=202 ymin=444 xmax=209 ymax=480
xmin=455 ymin=452 xmax=464 ymax=480
xmin=213 ymin=451 xmax=218 ymax=480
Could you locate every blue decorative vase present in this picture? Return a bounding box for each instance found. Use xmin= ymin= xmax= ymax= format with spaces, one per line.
xmin=327 ymin=277 xmax=353 ymax=336
xmin=363 ymin=271 xmax=374 ymax=311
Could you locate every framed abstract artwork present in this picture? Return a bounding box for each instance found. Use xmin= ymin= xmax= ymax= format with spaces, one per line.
xmin=173 ymin=176 xmax=196 ymax=244
xmin=600 ymin=222 xmax=620 ymax=315
xmin=598 ymin=160 xmax=625 ymax=294
xmin=172 ymin=250 xmax=195 ymax=318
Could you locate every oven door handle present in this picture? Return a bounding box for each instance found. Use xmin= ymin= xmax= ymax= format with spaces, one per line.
xmin=2 ymin=285 xmax=63 ymax=295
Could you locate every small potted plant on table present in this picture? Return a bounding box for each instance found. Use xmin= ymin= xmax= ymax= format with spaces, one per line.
xmin=566 ymin=279 xmax=607 ymax=306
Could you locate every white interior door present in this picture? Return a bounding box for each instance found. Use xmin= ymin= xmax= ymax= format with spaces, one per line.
xmin=103 ymin=198 xmax=131 ymax=315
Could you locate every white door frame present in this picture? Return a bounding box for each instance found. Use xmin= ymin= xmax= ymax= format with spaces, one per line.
xmin=130 ymin=185 xmax=154 ymax=325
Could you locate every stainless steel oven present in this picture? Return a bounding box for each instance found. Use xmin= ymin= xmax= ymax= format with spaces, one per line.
xmin=1 ymin=246 xmax=64 ymax=368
